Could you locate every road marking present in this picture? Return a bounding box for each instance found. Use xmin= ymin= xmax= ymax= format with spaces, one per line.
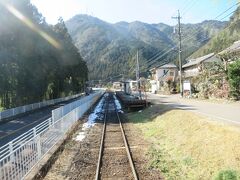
xmin=148 ymin=93 xmax=240 ymax=126
xmin=194 ymin=111 xmax=240 ymax=125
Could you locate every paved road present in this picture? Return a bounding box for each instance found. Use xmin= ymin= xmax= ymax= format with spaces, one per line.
xmin=0 ymin=95 xmax=85 ymax=147
xmin=146 ymin=93 xmax=240 ymax=125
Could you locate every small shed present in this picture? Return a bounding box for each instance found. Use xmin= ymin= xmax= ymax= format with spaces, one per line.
xmin=113 ymin=82 xmax=122 ymax=90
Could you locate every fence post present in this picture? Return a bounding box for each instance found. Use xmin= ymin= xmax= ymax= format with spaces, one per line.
xmin=33 ymin=128 xmax=41 ymax=160
xmin=9 ymin=141 xmax=14 ymax=162
xmin=48 ymin=118 xmax=52 ymax=128
xmin=61 ymin=107 xmax=64 ymax=118
xmin=12 ymin=108 xmax=15 ymax=116
xmin=23 ymin=105 xmax=26 ymax=113
xmin=75 ymin=109 xmax=78 ymax=122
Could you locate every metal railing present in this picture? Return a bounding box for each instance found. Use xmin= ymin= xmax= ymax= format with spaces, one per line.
xmin=0 ymin=92 xmax=103 ymax=180
xmin=0 ymin=93 xmax=84 ymax=121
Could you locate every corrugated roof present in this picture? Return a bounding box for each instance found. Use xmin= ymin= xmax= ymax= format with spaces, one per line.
xmin=182 ymin=53 xmax=215 ymax=68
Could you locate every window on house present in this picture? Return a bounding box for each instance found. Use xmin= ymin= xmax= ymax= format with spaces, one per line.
xmin=170 ymin=71 xmax=174 ymax=76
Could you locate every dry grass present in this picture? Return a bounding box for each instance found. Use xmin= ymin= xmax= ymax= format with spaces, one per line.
xmin=128 ymin=105 xmax=240 ymax=179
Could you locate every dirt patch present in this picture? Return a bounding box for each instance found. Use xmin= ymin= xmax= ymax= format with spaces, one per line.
xmin=43 ymin=118 xmax=102 ymax=180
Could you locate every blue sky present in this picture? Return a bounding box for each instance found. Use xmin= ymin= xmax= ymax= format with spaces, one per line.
xmin=31 ymin=0 xmax=238 ymax=25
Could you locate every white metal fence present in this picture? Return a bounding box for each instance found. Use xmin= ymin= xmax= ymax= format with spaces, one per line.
xmin=0 ymin=93 xmax=84 ymax=121
xmin=0 ymin=92 xmax=103 ymax=180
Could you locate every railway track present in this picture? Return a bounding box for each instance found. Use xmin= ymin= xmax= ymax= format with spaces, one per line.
xmin=95 ymin=92 xmax=138 ymax=180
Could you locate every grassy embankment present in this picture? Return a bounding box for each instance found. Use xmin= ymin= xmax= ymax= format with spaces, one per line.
xmin=127 ymin=105 xmax=240 ymax=179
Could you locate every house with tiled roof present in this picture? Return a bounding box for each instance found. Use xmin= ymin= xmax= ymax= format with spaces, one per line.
xmin=218 ymin=40 xmax=240 ymax=70
xmin=219 ymin=40 xmax=240 ymax=56
xmin=182 ymin=53 xmax=221 ymax=78
xmin=149 ymin=63 xmax=178 ymax=93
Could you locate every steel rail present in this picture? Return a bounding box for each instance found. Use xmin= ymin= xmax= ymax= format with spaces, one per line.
xmin=115 ymin=104 xmax=138 ymax=180
xmin=95 ymin=97 xmax=108 ymax=180
xmin=95 ymin=94 xmax=138 ymax=180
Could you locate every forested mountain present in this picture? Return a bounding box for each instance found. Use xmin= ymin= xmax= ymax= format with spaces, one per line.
xmin=66 ymin=15 xmax=226 ymax=80
xmin=190 ymin=6 xmax=240 ymax=58
xmin=0 ymin=0 xmax=88 ymax=109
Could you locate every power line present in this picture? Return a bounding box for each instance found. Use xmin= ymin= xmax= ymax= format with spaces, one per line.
xmin=150 ymin=16 xmax=238 ymax=70
xmin=146 ymin=46 xmax=174 ymax=63
xmin=147 ymin=47 xmax=176 ymax=67
xmin=137 ymin=20 xmax=231 ymax=72
xmin=180 ymin=1 xmax=239 ymax=46
xmin=219 ymin=9 xmax=238 ymax=21
xmin=146 ymin=49 xmax=165 ymax=63
xmin=147 ymin=2 xmax=239 ymax=69
xmin=181 ymin=7 xmax=238 ymax=47
xmin=180 ymin=0 xmax=192 ymax=12
xmin=181 ymin=2 xmax=239 ymax=44
xmin=147 ymin=47 xmax=176 ymax=66
xmin=182 ymin=0 xmax=199 ymax=16
xmin=138 ymin=2 xmax=239 ymax=75
xmin=214 ymin=1 xmax=240 ymax=20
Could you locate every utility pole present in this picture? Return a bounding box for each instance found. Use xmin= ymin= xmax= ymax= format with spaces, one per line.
xmin=136 ymin=49 xmax=139 ymax=84
xmin=136 ymin=49 xmax=141 ymax=98
xmin=172 ymin=10 xmax=183 ymax=97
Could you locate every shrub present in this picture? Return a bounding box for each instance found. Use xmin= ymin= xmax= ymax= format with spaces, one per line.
xmin=215 ymin=170 xmax=238 ymax=180
xmin=228 ymin=60 xmax=240 ymax=100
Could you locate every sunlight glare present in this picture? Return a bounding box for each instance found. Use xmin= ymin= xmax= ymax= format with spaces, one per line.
xmin=5 ymin=4 xmax=62 ymax=49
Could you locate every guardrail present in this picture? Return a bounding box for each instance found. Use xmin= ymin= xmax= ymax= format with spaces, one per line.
xmin=0 ymin=93 xmax=83 ymax=121
xmin=0 ymin=91 xmax=103 ymax=180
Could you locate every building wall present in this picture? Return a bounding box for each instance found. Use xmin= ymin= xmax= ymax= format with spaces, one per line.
xmin=156 ymin=69 xmax=164 ymax=79
xmin=113 ymin=82 xmax=122 ymax=89
xmin=151 ymin=67 xmax=178 ymax=92
xmin=183 ymin=66 xmax=200 ymax=77
xmin=156 ymin=68 xmax=178 ymax=81
xmin=129 ymin=81 xmax=137 ymax=91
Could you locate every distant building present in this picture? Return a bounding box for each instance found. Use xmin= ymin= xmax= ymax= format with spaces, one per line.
xmin=113 ymin=82 xmax=122 ymax=90
xmin=129 ymin=80 xmax=138 ymax=91
xmin=150 ymin=63 xmax=178 ymax=93
xmin=113 ymin=80 xmax=138 ymax=94
xmin=121 ymin=80 xmax=138 ymax=94
xmin=182 ymin=53 xmax=221 ymax=78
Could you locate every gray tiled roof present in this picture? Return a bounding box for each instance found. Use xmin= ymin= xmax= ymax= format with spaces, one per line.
xmin=157 ymin=63 xmax=177 ymax=69
xmin=219 ymin=40 xmax=240 ymax=54
xmin=182 ymin=53 xmax=215 ymax=68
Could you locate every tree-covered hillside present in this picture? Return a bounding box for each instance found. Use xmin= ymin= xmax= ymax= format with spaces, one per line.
xmin=66 ymin=15 xmax=226 ymax=80
xmin=190 ymin=6 xmax=240 ymax=58
xmin=0 ymin=0 xmax=88 ymax=109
